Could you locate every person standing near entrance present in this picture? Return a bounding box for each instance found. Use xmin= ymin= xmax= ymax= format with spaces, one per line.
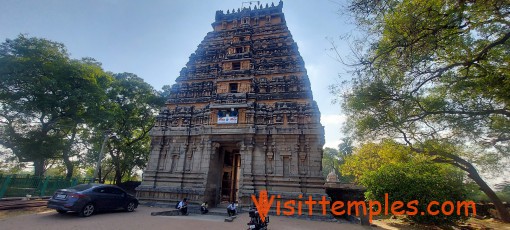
xmin=178 ymin=198 xmax=188 ymax=215
xmin=227 ymin=201 xmax=237 ymax=216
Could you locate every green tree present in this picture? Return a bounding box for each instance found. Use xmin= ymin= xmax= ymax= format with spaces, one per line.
xmin=323 ymin=138 xmax=355 ymax=182
xmin=362 ymin=162 xmax=468 ymax=225
xmin=92 ymin=73 xmax=163 ymax=184
xmin=160 ymin=84 xmax=172 ymax=99
xmin=337 ymin=0 xmax=510 ymax=222
xmin=343 ymin=140 xmax=469 ymax=224
xmin=0 ymin=149 xmax=25 ymax=174
xmin=341 ymin=139 xmax=419 ymax=182
xmin=0 ymin=35 xmax=111 ymax=177
xmin=497 ymin=182 xmax=510 ymax=194
xmin=338 ymin=137 xmax=353 ymax=157
xmin=322 ymin=147 xmax=340 ymax=178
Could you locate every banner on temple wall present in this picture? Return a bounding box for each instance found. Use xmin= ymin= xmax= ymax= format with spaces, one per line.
xmin=218 ymin=115 xmax=238 ymax=124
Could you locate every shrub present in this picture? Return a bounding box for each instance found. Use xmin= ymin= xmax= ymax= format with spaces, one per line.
xmin=361 ymin=161 xmax=469 ymax=225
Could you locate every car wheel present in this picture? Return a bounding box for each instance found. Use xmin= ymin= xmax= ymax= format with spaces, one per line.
xmin=56 ymin=210 xmax=67 ymax=214
xmin=125 ymin=201 xmax=136 ymax=212
xmin=80 ymin=203 xmax=95 ymax=217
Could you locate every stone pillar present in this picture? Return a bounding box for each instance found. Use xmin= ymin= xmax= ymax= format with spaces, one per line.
xmin=203 ymin=141 xmax=221 ymax=206
xmin=266 ymin=143 xmax=274 ymax=174
xmin=185 ymin=143 xmax=194 ymax=172
xmin=195 ymin=139 xmax=205 ymax=173
xmin=238 ymin=139 xmax=255 ymax=204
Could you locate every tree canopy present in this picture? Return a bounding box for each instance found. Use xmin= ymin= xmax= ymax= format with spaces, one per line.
xmin=340 ymin=139 xmax=418 ymax=182
xmin=0 ymin=35 xmax=164 ymax=183
xmin=322 ymin=137 xmax=354 ymax=182
xmin=95 ymin=72 xmax=163 ymax=184
xmin=337 ymin=0 xmax=510 ymax=222
xmin=343 ymin=0 xmax=509 ymax=150
xmin=0 ymin=35 xmax=111 ymax=176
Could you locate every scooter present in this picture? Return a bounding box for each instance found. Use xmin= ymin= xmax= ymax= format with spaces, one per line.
xmin=247 ymin=208 xmax=269 ymax=230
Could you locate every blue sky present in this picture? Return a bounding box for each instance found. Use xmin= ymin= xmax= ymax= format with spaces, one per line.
xmin=1 ymin=0 xmax=354 ymax=149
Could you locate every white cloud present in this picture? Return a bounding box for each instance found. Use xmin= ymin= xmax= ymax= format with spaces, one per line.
xmin=324 ymin=140 xmax=342 ymax=149
xmin=321 ymin=114 xmax=346 ymax=149
xmin=321 ymin=114 xmax=346 ymax=125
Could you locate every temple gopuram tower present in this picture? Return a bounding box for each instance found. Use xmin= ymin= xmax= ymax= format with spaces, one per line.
xmin=137 ymin=1 xmax=325 ymax=207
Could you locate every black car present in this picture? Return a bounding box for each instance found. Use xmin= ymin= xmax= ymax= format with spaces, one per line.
xmin=47 ymin=183 xmax=138 ymax=217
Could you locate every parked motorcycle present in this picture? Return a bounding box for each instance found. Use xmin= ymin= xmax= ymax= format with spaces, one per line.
xmin=247 ymin=207 xmax=269 ymax=230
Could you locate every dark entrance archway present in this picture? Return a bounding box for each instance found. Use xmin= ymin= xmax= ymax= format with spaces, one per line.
xmin=204 ymin=142 xmax=241 ymax=207
xmin=220 ymin=146 xmax=240 ymax=203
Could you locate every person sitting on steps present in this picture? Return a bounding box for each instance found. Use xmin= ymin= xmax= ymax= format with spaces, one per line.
xmin=177 ymin=198 xmax=188 ymax=215
xmin=227 ymin=201 xmax=238 ymax=217
xmin=201 ymin=201 xmax=209 ymax=214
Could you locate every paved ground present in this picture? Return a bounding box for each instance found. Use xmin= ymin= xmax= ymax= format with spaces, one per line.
xmin=0 ymin=206 xmax=373 ymax=230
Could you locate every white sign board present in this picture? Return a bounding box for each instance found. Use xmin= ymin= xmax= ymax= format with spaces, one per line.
xmin=217 ymin=115 xmax=238 ymax=124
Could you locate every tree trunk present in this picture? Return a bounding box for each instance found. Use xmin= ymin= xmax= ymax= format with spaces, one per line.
xmin=113 ymin=157 xmax=122 ymax=185
xmin=109 ymin=149 xmax=122 ymax=185
xmin=101 ymin=166 xmax=114 ymax=184
xmin=115 ymin=168 xmax=122 ymax=185
xmin=429 ymin=149 xmax=510 ymax=222
xmin=98 ymin=167 xmax=102 ymax=183
xmin=63 ymin=158 xmax=74 ymax=180
xmin=34 ymin=159 xmax=45 ymax=177
xmin=468 ymin=166 xmax=510 ymax=222
xmin=63 ymin=126 xmax=78 ymax=180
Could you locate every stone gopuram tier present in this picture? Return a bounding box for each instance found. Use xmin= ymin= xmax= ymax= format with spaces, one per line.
xmin=137 ymin=1 xmax=325 ymax=207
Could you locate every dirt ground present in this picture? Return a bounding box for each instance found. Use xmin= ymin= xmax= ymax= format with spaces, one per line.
xmin=0 ymin=206 xmax=374 ymax=230
xmin=2 ymin=206 xmax=508 ymax=230
xmin=0 ymin=206 xmax=50 ymax=220
xmin=372 ymin=217 xmax=510 ymax=230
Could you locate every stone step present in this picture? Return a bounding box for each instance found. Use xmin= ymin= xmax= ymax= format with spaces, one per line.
xmin=224 ymin=216 xmax=237 ymax=222
xmin=150 ymin=206 xmax=243 ymax=217
xmin=206 ymin=207 xmax=242 ymax=216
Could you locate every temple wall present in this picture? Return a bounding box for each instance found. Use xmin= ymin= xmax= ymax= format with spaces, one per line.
xmin=138 ymin=127 xmax=325 ymax=206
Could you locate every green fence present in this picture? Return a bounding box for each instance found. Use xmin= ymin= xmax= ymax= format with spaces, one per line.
xmin=0 ymin=174 xmax=91 ymax=199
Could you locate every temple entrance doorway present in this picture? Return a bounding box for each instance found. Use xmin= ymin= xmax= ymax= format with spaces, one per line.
xmin=219 ymin=144 xmax=240 ymax=204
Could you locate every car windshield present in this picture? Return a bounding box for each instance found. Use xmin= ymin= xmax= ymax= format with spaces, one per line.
xmin=69 ymin=184 xmax=94 ymax=191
